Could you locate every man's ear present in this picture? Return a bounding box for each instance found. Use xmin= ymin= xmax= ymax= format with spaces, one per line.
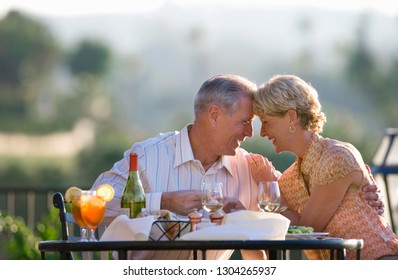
xmin=208 ymin=104 xmax=223 ymax=125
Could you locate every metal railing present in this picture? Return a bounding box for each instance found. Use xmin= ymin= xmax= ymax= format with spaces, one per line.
xmin=0 ymin=188 xmax=64 ymax=230
xmin=370 ymin=128 xmax=398 ymax=234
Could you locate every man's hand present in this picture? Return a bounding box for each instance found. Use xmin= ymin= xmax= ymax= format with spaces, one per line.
xmin=246 ymin=153 xmax=282 ymax=183
xmin=363 ymin=184 xmax=385 ymax=215
xmin=161 ymin=190 xmax=202 ymax=216
xmin=363 ymin=164 xmax=385 ymax=215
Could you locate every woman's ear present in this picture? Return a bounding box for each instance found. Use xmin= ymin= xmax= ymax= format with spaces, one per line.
xmin=287 ymin=109 xmax=298 ymax=125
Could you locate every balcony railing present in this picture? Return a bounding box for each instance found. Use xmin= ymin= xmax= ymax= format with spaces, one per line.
xmin=0 ymin=187 xmax=64 ymax=230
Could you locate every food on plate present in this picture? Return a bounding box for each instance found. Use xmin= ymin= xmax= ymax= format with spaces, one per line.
xmin=287 ymin=225 xmax=314 ymax=234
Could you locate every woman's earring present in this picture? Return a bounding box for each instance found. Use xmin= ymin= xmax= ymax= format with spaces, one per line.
xmin=289 ymin=125 xmax=296 ymax=133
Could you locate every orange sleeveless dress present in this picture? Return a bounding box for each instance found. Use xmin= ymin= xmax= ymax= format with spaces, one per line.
xmin=278 ymin=134 xmax=398 ymax=259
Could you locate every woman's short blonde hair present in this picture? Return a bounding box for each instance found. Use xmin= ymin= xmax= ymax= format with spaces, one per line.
xmin=254 ymin=74 xmax=326 ymax=133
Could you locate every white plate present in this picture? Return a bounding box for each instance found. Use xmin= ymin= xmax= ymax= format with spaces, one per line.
xmin=286 ymin=232 xmax=329 ymax=240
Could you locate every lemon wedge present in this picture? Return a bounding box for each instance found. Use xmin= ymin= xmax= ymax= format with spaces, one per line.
xmin=65 ymin=186 xmax=82 ymax=203
xmin=96 ymin=184 xmax=115 ymax=202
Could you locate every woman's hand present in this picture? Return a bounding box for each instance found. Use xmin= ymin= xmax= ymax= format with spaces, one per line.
xmin=246 ymin=153 xmax=282 ymax=183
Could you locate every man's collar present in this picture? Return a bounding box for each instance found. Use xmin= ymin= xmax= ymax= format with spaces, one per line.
xmin=220 ymin=155 xmax=233 ymax=176
xmin=174 ymin=124 xmax=234 ymax=176
xmin=174 ymin=125 xmax=195 ymax=168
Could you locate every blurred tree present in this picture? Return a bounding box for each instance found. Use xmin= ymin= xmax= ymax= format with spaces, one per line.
xmin=68 ymin=39 xmax=111 ymax=77
xmin=343 ymin=13 xmax=398 ymax=126
xmin=344 ymin=14 xmax=378 ymax=90
xmin=0 ymin=163 xmax=70 ymax=189
xmin=76 ymin=128 xmax=132 ymax=185
xmin=379 ymin=60 xmax=398 ymax=124
xmin=0 ymin=10 xmax=59 ymax=117
xmin=66 ymin=39 xmax=113 ymax=123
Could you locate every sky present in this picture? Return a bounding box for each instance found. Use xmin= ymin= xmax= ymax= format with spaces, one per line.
xmin=1 ymin=0 xmax=398 ymax=18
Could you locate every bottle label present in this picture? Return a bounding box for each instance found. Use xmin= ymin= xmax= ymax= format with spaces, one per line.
xmin=120 ymin=201 xmax=145 ymax=218
xmin=120 ymin=208 xmax=130 ymax=217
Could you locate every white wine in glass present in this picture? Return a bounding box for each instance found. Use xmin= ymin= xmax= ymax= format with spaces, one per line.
xmin=257 ymin=181 xmax=281 ymax=213
xmin=202 ymin=182 xmax=224 ymax=213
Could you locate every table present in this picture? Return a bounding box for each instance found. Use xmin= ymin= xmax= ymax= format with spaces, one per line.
xmin=38 ymin=238 xmax=363 ymax=260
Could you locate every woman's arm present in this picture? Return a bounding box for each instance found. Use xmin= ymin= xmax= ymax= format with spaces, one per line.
xmin=298 ymin=170 xmax=363 ymax=232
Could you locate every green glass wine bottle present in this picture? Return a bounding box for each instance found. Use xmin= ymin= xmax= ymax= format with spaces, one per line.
xmin=120 ymin=153 xmax=146 ymax=218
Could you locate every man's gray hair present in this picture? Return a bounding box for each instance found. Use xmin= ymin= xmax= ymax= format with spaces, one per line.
xmin=194 ymin=74 xmax=257 ymax=117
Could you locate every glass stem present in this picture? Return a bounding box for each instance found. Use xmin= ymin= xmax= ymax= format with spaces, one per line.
xmin=89 ymin=228 xmax=98 ymax=241
xmin=81 ymin=227 xmax=88 ymax=242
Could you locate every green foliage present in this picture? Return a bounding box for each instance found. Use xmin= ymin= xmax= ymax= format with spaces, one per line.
xmin=0 ymin=161 xmax=71 ymax=189
xmin=76 ymin=128 xmax=132 ymax=185
xmin=322 ymin=116 xmax=380 ymax=163
xmin=0 ymin=10 xmax=58 ymax=85
xmin=68 ymin=39 xmax=111 ymax=77
xmin=0 ymin=115 xmax=76 ymax=134
xmin=0 ymin=11 xmax=114 ymax=132
xmin=0 ymin=210 xmax=40 ymax=259
xmin=0 ymin=208 xmax=61 ymax=260
xmin=343 ymin=14 xmax=398 ymax=127
xmin=0 ymin=10 xmax=59 ymax=117
xmin=36 ymin=208 xmax=62 ymax=243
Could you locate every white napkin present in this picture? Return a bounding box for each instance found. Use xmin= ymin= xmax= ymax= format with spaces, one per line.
xmin=179 ymin=210 xmax=290 ymax=241
xmin=223 ymin=210 xmax=284 ymax=224
xmin=100 ymin=215 xmax=155 ymax=241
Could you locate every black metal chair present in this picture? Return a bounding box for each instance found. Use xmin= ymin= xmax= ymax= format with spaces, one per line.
xmin=370 ymin=128 xmax=398 ymax=233
xmin=52 ymin=192 xmax=74 ymax=259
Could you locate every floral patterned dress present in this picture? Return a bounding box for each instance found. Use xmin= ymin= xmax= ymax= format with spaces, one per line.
xmin=278 ymin=134 xmax=398 ymax=259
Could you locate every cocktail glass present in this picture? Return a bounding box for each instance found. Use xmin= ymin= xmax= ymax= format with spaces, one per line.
xmin=71 ymin=192 xmax=88 ymax=241
xmin=80 ymin=190 xmax=106 ymax=241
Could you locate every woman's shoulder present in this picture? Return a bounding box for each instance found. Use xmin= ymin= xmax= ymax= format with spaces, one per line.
xmin=315 ymin=137 xmax=364 ymax=184
xmin=321 ymin=137 xmax=362 ymax=163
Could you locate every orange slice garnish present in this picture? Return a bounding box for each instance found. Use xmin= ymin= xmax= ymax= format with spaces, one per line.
xmin=96 ymin=184 xmax=115 ymax=202
xmin=65 ymin=186 xmax=82 ymax=202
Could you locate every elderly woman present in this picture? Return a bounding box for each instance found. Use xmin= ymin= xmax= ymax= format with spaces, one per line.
xmin=248 ymin=74 xmax=398 ymax=260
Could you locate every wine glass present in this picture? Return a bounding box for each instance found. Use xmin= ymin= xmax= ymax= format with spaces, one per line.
xmin=71 ymin=192 xmax=88 ymax=241
xmin=257 ymin=181 xmax=281 ymax=213
xmin=202 ymin=182 xmax=224 ymax=214
xmin=80 ymin=190 xmax=106 ymax=241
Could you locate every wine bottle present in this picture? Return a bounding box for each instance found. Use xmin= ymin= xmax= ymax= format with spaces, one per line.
xmin=120 ymin=153 xmax=146 ymax=218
